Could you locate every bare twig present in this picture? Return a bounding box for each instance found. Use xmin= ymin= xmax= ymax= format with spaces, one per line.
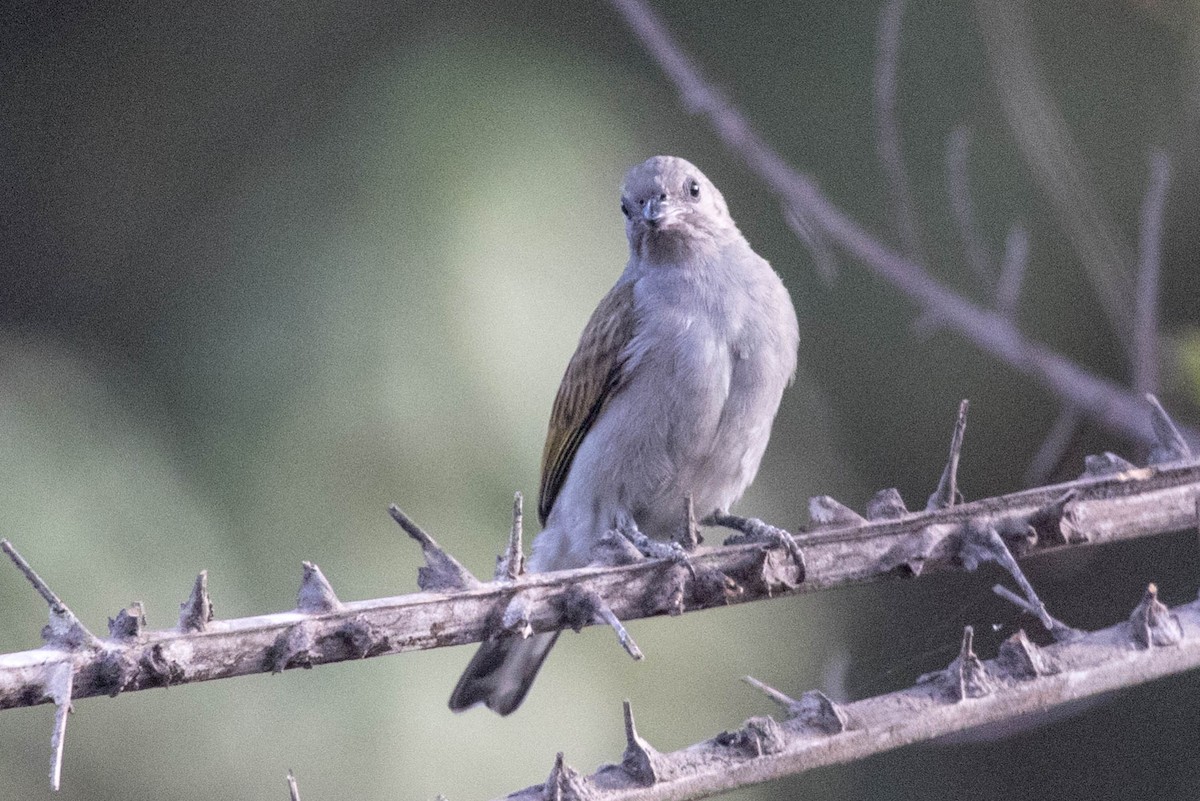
xmin=1133 ymin=150 xmax=1172 ymax=395
xmin=874 ymin=0 xmax=924 ymax=261
xmin=498 ymin=586 xmax=1200 ymax=801
xmin=1023 ymin=405 xmax=1082 ymax=487
xmin=945 ymin=127 xmax=993 ymax=291
xmin=605 ymin=0 xmax=1198 ymax=450
xmin=995 ymin=223 xmax=1030 ymax=319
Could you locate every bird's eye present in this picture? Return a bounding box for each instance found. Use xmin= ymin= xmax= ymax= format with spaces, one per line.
xmin=621 ymin=201 xmax=630 ymax=219
xmin=688 ymin=180 xmax=701 ymax=199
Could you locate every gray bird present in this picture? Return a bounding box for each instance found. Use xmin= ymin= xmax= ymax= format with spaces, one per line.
xmin=449 ymin=155 xmax=799 ymax=715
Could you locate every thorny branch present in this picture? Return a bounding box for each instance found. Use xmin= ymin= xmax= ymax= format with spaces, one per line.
xmin=2 ymin=398 xmax=1198 ymax=791
xmin=0 ymin=401 xmax=1193 ymax=711
xmin=497 ymin=584 xmax=1197 ymax=801
xmin=605 ymin=0 xmax=1194 ymax=452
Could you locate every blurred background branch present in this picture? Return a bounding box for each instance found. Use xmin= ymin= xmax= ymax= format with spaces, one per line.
xmin=974 ymin=0 xmax=1138 ymax=351
xmin=607 ymin=0 xmax=1193 ymax=453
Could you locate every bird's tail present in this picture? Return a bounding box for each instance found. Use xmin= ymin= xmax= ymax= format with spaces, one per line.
xmin=448 ymin=631 xmax=561 ymax=715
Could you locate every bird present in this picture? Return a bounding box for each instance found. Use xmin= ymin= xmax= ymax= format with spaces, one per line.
xmin=449 ymin=155 xmax=800 ymax=715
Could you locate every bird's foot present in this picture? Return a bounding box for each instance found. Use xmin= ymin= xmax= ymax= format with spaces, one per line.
xmin=706 ymin=512 xmax=806 ymax=577
xmin=619 ymin=524 xmax=695 ymax=576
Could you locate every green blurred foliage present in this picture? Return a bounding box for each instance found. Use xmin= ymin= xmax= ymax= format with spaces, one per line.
xmin=1176 ymin=328 xmax=1200 ymax=405
xmin=2 ymin=1 xmax=1200 ymax=799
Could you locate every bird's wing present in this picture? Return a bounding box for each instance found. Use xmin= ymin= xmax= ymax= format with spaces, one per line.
xmin=538 ymin=279 xmax=638 ymax=525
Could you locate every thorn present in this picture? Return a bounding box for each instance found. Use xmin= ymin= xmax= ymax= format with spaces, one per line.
xmin=621 ymin=700 xmax=672 ymax=785
xmin=501 ymin=594 xmax=533 ymax=639
xmin=742 ymin=677 xmax=847 ymax=734
xmin=944 ymin=626 xmax=993 ymax=701
xmin=991 ymin=584 xmax=1078 ymax=642
xmin=555 ymin=587 xmax=643 ymax=660
xmin=961 ymin=522 xmax=1078 ymax=640
xmin=660 ymin=572 xmax=687 ymax=616
xmin=1145 ymin=394 xmax=1192 ymax=465
xmin=138 ymin=643 xmax=184 ymax=687
xmin=715 ymin=715 xmax=786 ymax=757
xmin=1028 ymin=489 xmax=1077 ymax=531
xmin=996 ymin=630 xmax=1052 ymax=679
xmin=107 ymin=602 xmax=146 ymax=639
xmin=267 ymin=623 xmax=317 ymax=673
xmin=742 ymin=675 xmax=799 ymax=712
xmin=94 ymin=648 xmax=137 ymax=697
xmin=179 ymin=571 xmax=214 ymax=632
xmin=927 ymin=399 xmax=969 ymax=510
xmin=594 ymin=601 xmax=644 ymax=661
xmin=673 ymin=493 xmax=702 ymax=550
xmin=388 ymin=505 xmax=481 ymax=592
xmin=1082 ymin=452 xmax=1137 ymax=478
xmin=544 ymin=752 xmax=591 ymax=801
xmin=495 ymin=492 xmax=526 ymax=581
xmin=808 ymin=496 xmax=866 ymax=527
xmin=47 ymin=662 xmax=73 ymax=791
xmin=1130 ymin=583 xmax=1183 ymax=648
xmin=865 ymin=488 xmax=908 ymax=520
xmin=1 ymin=540 xmax=100 ymax=650
xmin=690 ymin=568 xmax=743 ymax=607
xmin=877 ymin=523 xmax=954 ymax=576
xmin=336 ymin=616 xmax=387 ymax=659
xmin=296 ymin=562 xmax=342 ymax=613
xmin=287 ymin=770 xmax=302 ymax=801
xmin=793 ymin=689 xmax=848 ymax=734
xmin=753 ymin=547 xmax=802 ymax=595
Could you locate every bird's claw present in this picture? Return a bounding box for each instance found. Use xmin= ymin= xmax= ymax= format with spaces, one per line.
xmin=708 ymin=513 xmax=806 ymax=577
xmin=620 ymin=525 xmax=696 ymax=576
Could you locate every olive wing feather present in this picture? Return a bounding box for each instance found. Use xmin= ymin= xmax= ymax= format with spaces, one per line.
xmin=537 ymin=280 xmax=637 ymax=525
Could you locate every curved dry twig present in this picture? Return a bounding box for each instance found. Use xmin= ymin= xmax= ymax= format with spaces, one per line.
xmin=606 ymin=0 xmax=1196 ymax=451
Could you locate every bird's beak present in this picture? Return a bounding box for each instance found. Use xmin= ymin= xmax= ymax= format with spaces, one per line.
xmin=642 ymin=196 xmax=670 ymax=226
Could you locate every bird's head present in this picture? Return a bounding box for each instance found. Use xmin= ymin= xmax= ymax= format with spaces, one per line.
xmin=620 ymin=156 xmax=736 ymax=263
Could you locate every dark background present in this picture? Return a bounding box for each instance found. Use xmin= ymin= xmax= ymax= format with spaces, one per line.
xmin=2 ymin=1 xmax=1199 ymax=799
